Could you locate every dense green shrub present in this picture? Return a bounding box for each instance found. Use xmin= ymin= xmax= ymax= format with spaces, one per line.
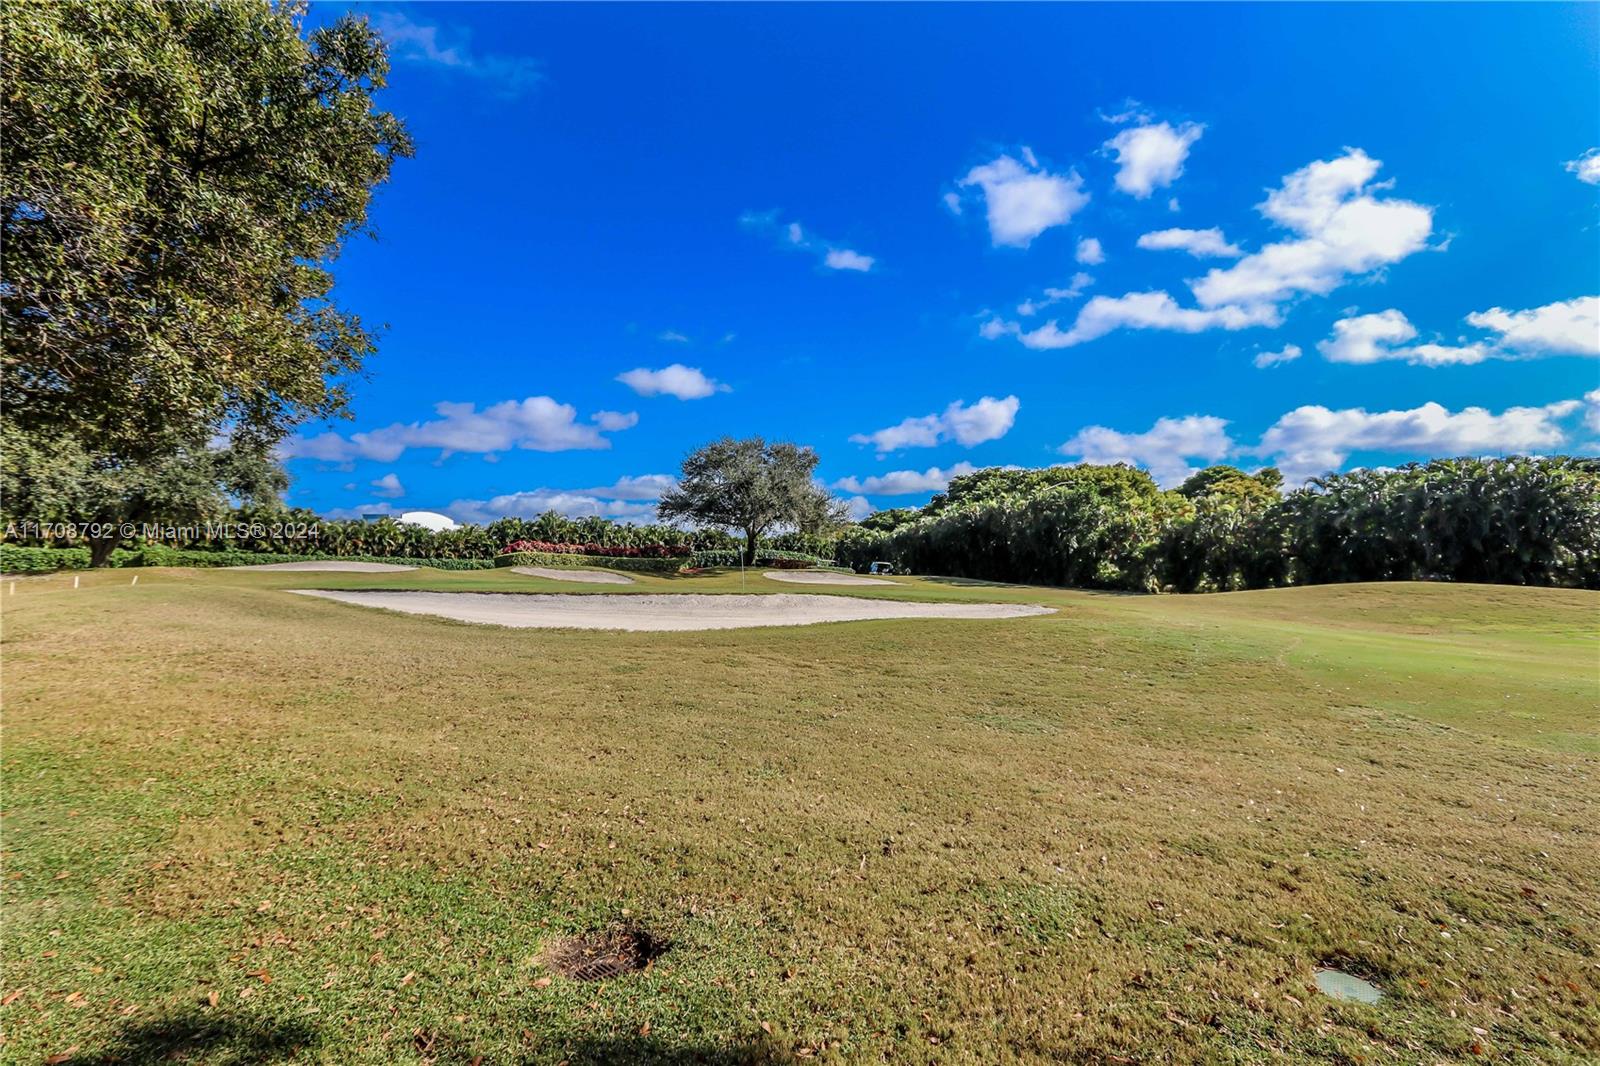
xmin=688 ymin=549 xmax=742 ymax=568
xmin=0 ymin=545 xmax=93 ymax=572
xmin=1276 ymin=457 xmax=1600 ymax=588
xmin=845 ymin=464 xmax=1177 ymax=590
xmin=687 ymin=548 xmax=834 ymax=569
xmin=0 ymin=544 xmax=495 ymax=573
xmin=846 ymin=456 xmax=1600 ymax=593
xmin=492 ymin=551 xmax=686 ymax=573
xmin=2 ymin=507 xmax=744 ymax=563
xmin=762 ymin=530 xmax=839 ymax=558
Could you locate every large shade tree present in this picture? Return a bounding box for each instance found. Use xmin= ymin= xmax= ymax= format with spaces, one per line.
xmin=658 ymin=437 xmax=848 ymax=564
xmin=1 ymin=0 xmax=412 ymax=562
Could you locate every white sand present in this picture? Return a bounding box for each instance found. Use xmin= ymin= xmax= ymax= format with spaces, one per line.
xmin=509 ymin=566 xmax=635 ymax=585
xmin=233 ymin=561 xmax=416 ymax=572
xmin=763 ymin=570 xmax=891 ymax=586
xmin=290 ymin=590 xmax=1053 ymax=632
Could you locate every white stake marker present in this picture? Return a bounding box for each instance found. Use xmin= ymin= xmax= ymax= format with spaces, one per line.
xmin=131 ymin=574 xmax=139 ymax=586
xmin=73 ymin=575 xmax=80 ymax=589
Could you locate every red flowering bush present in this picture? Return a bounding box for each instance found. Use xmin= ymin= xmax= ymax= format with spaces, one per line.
xmin=499 ymin=539 xmax=680 ymax=559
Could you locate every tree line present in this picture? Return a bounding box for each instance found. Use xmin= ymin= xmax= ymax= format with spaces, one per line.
xmin=835 ymin=456 xmax=1600 ymax=592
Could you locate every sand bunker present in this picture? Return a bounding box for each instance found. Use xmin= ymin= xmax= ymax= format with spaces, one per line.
xmin=290 ymin=590 xmax=1053 ymax=631
xmin=763 ymin=570 xmax=891 ymax=586
xmin=509 ymin=566 xmax=635 ymax=585
xmin=234 ymin=561 xmax=416 ymax=572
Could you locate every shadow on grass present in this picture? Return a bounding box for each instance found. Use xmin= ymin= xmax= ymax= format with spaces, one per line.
xmin=64 ymin=1011 xmax=317 ymax=1064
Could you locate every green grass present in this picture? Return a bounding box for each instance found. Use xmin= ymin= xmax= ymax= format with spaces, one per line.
xmin=2 ymin=568 xmax=1597 ymax=1063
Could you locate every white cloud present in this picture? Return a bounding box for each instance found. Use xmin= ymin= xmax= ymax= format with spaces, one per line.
xmin=834 ymin=462 xmax=979 ymax=496
xmin=592 ymin=410 xmax=640 ymax=431
xmin=282 ymin=397 xmax=632 ymax=463
xmin=1137 ymin=227 xmax=1243 ymax=258
xmin=1060 ymin=415 xmax=1234 ymax=487
xmin=370 ymin=472 xmax=405 ymax=498
xmin=844 ymin=495 xmax=874 ymax=521
xmin=1099 ymin=99 xmax=1153 ymax=125
xmin=824 ymin=248 xmax=876 ymax=272
xmin=1318 ymin=309 xmax=1420 ymax=363
xmin=1465 ymin=296 xmax=1599 ymax=356
xmin=1259 ymin=398 xmax=1583 ymax=483
xmin=580 ymin=474 xmax=676 ymax=500
xmin=1057 ymin=396 xmax=1590 ymax=488
xmin=1075 ymin=237 xmax=1105 ymax=265
xmin=1318 ymin=298 xmax=1599 ymax=367
xmin=741 ymin=211 xmax=876 ymax=273
xmin=982 ymin=148 xmax=1435 ymax=353
xmin=956 ymin=151 xmax=1089 ymax=247
xmin=372 ymin=12 xmax=542 ymax=96
xmin=1318 ymin=309 xmax=1491 ymax=367
xmin=1018 ymin=273 xmax=1094 ymax=315
xmin=1104 ymin=121 xmax=1204 ymax=199
xmin=616 ymin=364 xmax=729 ymax=400
xmin=984 ymin=291 xmax=1278 ymax=350
xmin=1253 ymin=344 xmax=1302 ymax=369
xmin=657 ymin=330 xmax=690 ymax=343
xmin=438 ymin=471 xmax=679 ymax=525
xmin=1566 ymin=148 xmax=1600 ymax=185
xmin=444 ymin=490 xmax=661 ymax=526
xmin=850 ymin=396 xmax=1020 ymax=453
xmin=1190 ymin=149 xmax=1433 ymax=310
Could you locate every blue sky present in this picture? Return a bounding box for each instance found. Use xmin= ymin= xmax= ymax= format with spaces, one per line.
xmin=284 ymin=2 xmax=1600 ymax=524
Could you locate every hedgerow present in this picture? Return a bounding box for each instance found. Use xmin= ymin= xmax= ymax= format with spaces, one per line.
xmin=492 ymin=550 xmax=686 ymax=574
xmin=687 ymin=548 xmax=835 ymax=569
xmin=0 ymin=544 xmax=495 ymax=574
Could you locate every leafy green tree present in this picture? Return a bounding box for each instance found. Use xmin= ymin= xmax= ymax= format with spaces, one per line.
xmin=1 ymin=421 xmax=290 ymax=564
xmin=1177 ymin=465 xmax=1283 ymax=504
xmin=2 ymin=0 xmax=411 ymax=560
xmin=926 ymin=465 xmax=1085 ymax=514
xmin=857 ymin=508 xmax=919 ymax=533
xmin=658 ymin=437 xmax=848 ymax=563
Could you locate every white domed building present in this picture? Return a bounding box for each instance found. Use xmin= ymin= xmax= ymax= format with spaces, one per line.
xmin=397 ymin=510 xmax=458 ymax=532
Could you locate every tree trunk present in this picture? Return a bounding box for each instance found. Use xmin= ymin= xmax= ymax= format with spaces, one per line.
xmin=744 ymin=527 xmax=759 ymax=567
xmin=89 ymin=532 xmax=120 ymax=568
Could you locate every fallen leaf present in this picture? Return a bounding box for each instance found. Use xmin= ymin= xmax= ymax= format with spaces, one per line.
xmin=44 ymin=1048 xmax=79 ymax=1065
xmin=206 ymin=991 xmax=219 ymax=1008
xmin=639 ymin=1021 xmax=651 ymax=1036
xmin=534 ymin=977 xmax=552 ymax=989
xmin=1 ymin=989 xmax=22 ymax=1006
xmin=399 ymin=971 xmax=416 ymax=987
xmin=760 ymin=1021 xmax=772 ymax=1034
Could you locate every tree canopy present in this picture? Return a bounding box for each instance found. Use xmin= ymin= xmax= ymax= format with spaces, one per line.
xmin=657 ymin=437 xmax=848 ymax=563
xmin=1 ymin=0 xmax=411 ymax=561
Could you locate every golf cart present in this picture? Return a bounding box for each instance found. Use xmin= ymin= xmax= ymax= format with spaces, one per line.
xmin=868 ymin=561 xmax=895 ymax=576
